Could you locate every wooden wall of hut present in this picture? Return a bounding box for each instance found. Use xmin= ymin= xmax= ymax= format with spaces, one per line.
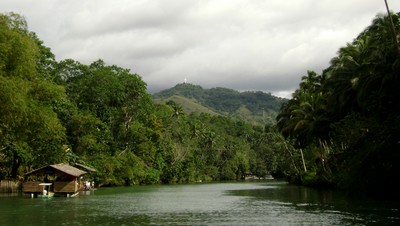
xmin=0 ymin=180 xmax=21 ymax=193
xmin=22 ymin=181 xmax=42 ymax=193
xmin=54 ymin=180 xmax=78 ymax=193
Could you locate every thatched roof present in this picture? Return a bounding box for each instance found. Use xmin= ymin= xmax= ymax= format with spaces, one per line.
xmin=25 ymin=163 xmax=87 ymax=177
xmin=74 ymin=163 xmax=97 ymax=173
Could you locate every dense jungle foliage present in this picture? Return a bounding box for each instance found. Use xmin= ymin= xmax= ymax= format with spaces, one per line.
xmin=0 ymin=13 xmax=293 ymax=186
xmin=1 ymin=11 xmax=399 ymax=200
xmin=277 ymin=12 xmax=400 ymax=198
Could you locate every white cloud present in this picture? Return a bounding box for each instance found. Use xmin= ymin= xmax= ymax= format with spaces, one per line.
xmin=1 ymin=0 xmax=399 ymax=97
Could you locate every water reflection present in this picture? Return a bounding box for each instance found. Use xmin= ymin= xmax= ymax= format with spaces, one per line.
xmin=1 ymin=181 xmax=399 ymax=225
xmin=226 ymin=181 xmax=400 ymax=225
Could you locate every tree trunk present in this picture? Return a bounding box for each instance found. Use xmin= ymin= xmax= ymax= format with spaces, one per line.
xmin=11 ymin=152 xmax=21 ymax=179
xmin=300 ymin=148 xmax=307 ymax=173
xmin=282 ymin=139 xmax=300 ymax=174
xmin=384 ymin=0 xmax=400 ymax=55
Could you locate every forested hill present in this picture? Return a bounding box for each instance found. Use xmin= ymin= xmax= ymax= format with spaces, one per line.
xmin=2 ymin=11 xmax=400 ymax=199
xmin=152 ymin=83 xmax=287 ymax=124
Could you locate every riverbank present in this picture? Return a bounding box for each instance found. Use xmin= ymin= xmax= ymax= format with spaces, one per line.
xmin=0 ymin=180 xmax=21 ymax=193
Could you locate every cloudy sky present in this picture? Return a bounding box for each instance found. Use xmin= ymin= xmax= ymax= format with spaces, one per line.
xmin=1 ymin=1 xmax=399 ymax=98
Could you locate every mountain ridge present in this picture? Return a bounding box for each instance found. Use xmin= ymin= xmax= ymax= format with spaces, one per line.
xmin=152 ymin=83 xmax=287 ymax=124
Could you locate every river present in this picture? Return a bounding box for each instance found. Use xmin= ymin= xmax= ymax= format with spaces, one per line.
xmin=0 ymin=180 xmax=399 ymax=225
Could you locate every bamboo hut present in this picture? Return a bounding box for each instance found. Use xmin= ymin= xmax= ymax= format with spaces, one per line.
xmin=23 ymin=163 xmax=87 ymax=197
xmin=74 ymin=163 xmax=97 ymax=190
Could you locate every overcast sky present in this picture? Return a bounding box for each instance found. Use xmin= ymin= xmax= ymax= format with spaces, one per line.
xmin=1 ymin=1 xmax=399 ymax=98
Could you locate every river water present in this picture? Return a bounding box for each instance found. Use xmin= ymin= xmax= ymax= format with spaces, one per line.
xmin=0 ymin=180 xmax=399 ymax=225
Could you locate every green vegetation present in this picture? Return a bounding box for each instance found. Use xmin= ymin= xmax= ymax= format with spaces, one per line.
xmin=153 ymin=83 xmax=286 ymax=124
xmin=277 ymin=12 xmax=400 ymax=198
xmin=0 ymin=13 xmax=290 ymax=186
xmin=153 ymin=95 xmax=220 ymax=116
xmin=1 ymin=10 xmax=399 ymax=200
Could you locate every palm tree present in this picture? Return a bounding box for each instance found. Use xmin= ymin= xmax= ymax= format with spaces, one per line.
xmin=277 ymin=71 xmax=334 ymax=175
xmin=384 ymin=0 xmax=400 ymax=55
xmin=277 ymin=10 xmax=400 ymax=192
xmin=166 ymin=100 xmax=185 ymax=119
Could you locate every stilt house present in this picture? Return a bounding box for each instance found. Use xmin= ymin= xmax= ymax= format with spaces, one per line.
xmin=23 ymin=163 xmax=87 ymax=197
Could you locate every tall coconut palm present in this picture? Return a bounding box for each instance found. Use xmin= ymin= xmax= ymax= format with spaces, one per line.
xmin=277 ymin=71 xmax=333 ymax=175
xmin=384 ymin=0 xmax=400 ymax=55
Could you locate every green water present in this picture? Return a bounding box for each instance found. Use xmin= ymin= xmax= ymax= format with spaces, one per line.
xmin=0 ymin=181 xmax=399 ymax=225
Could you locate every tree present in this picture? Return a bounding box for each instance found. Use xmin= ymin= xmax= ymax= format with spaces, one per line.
xmin=0 ymin=13 xmax=67 ymax=178
xmin=276 ymin=12 xmax=400 ymax=195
